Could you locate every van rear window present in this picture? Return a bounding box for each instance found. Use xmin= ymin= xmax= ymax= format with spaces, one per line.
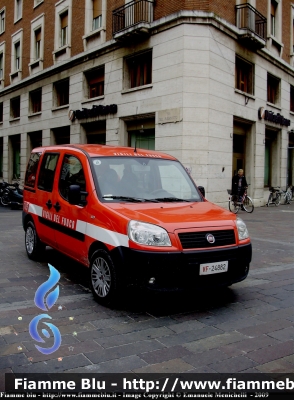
xmin=25 ymin=152 xmax=41 ymax=188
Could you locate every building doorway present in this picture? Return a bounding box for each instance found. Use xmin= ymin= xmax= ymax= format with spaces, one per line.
xmin=9 ymin=134 xmax=21 ymax=180
xmin=264 ymin=128 xmax=280 ymax=187
xmin=232 ymin=119 xmax=252 ymax=177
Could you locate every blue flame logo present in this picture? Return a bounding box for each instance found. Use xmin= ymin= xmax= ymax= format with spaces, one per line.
xmin=29 ymin=264 xmax=62 ymax=354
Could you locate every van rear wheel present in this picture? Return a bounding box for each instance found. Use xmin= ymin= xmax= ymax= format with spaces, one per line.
xmin=89 ymin=250 xmax=119 ymax=305
xmin=25 ymin=221 xmax=46 ymax=260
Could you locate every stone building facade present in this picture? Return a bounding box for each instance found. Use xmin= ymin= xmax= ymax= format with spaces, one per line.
xmin=0 ymin=0 xmax=293 ymax=206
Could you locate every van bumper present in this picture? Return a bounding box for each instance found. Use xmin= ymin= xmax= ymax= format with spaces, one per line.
xmin=111 ymin=243 xmax=252 ymax=291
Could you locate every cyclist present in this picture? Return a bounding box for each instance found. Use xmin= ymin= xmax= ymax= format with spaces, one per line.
xmin=232 ymin=169 xmax=248 ymax=202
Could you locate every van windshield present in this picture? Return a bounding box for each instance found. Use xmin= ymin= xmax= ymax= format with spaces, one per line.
xmin=91 ymin=157 xmax=202 ymax=202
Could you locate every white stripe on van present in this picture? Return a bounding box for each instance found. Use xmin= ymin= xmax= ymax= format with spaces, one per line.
xmin=26 ymin=202 xmax=129 ymax=248
xmin=28 ymin=203 xmax=43 ymax=217
xmin=76 ymin=220 xmax=129 ymax=248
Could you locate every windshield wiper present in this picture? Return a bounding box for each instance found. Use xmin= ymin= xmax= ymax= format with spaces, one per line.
xmin=102 ymin=195 xmax=159 ymax=203
xmin=150 ymin=197 xmax=191 ymax=202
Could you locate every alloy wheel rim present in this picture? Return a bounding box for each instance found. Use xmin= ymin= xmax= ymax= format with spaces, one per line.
xmin=91 ymin=257 xmax=111 ymax=298
xmin=26 ymin=227 xmax=34 ymax=254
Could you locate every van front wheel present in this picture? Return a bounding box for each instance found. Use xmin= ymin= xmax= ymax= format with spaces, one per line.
xmin=25 ymin=221 xmax=46 ymax=260
xmin=89 ymin=250 xmax=119 ymax=305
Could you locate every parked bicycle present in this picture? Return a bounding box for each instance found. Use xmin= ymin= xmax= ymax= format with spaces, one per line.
xmin=266 ymin=186 xmax=292 ymax=207
xmin=228 ymin=186 xmax=254 ymax=214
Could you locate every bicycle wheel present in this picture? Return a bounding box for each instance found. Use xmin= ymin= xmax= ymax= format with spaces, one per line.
xmin=266 ymin=193 xmax=272 ymax=207
xmin=274 ymin=193 xmax=280 ymax=206
xmin=229 ymin=196 xmax=239 ymax=214
xmin=243 ymin=196 xmax=254 ymax=213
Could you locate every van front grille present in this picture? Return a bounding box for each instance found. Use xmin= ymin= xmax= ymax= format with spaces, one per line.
xmin=178 ymin=230 xmax=235 ymax=249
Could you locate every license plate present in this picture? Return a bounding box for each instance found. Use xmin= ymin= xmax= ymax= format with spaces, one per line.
xmin=200 ymin=261 xmax=228 ymax=275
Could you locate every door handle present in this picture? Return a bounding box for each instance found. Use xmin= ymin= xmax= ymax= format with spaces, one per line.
xmin=53 ymin=202 xmax=61 ymax=212
xmin=46 ymin=200 xmax=52 ymax=209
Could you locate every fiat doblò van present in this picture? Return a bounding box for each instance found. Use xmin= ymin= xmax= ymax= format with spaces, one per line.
xmin=23 ymin=144 xmax=251 ymax=304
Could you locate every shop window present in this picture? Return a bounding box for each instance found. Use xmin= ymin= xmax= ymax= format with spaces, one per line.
xmin=30 ymin=89 xmax=42 ymax=114
xmin=92 ymin=0 xmax=102 ymax=30
xmin=85 ymin=66 xmax=104 ymax=98
xmin=53 ymin=79 xmax=69 ymax=107
xmin=0 ymin=137 xmax=3 ymax=177
xmin=15 ymin=0 xmax=22 ymax=22
xmin=235 ymin=56 xmax=254 ymax=95
xmin=0 ymin=102 xmax=3 ymax=122
xmin=10 ymin=134 xmax=21 ymax=179
xmin=0 ymin=8 xmax=5 ymax=34
xmin=267 ymin=73 xmax=280 ymax=105
xmin=52 ymin=126 xmax=70 ymax=145
xmin=291 ymin=85 xmax=294 ymax=113
xmin=125 ymin=50 xmax=152 ymax=89
xmin=28 ymin=131 xmax=42 ymax=150
xmin=87 ymin=133 xmax=106 ymax=144
xmin=10 ymin=96 xmax=20 ymax=119
xmin=60 ymin=11 xmax=68 ymax=47
xmin=38 ymin=153 xmax=59 ymax=192
xmin=129 ymin=129 xmax=155 ymax=150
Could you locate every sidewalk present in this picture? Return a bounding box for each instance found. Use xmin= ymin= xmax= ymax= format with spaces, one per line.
xmin=0 ymin=202 xmax=293 ymax=388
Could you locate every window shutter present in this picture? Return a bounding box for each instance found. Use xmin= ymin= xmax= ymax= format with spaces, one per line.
xmin=35 ymin=29 xmax=41 ymax=41
xmin=93 ymin=0 xmax=102 ymax=18
xmin=61 ymin=12 xmax=68 ymax=28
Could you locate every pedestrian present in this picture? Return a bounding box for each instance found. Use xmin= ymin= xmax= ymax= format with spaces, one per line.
xmin=232 ymin=168 xmax=248 ymax=202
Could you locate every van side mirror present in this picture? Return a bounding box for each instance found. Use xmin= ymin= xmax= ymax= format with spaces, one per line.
xmin=198 ymin=186 xmax=205 ymax=198
xmin=68 ymin=185 xmax=82 ymax=205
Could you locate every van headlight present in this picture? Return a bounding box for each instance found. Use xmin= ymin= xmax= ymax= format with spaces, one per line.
xmin=128 ymin=221 xmax=171 ymax=247
xmin=236 ymin=217 xmax=249 ymax=240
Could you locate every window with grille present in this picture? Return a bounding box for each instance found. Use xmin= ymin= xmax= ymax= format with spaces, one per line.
xmin=30 ymin=89 xmax=42 ymax=114
xmin=10 ymin=96 xmax=20 ymax=119
xmin=235 ymin=56 xmax=254 ymax=95
xmin=126 ymin=50 xmax=152 ymax=89
xmin=54 ymin=79 xmax=69 ymax=107
xmin=85 ymin=66 xmax=104 ymax=98
xmin=267 ymin=73 xmax=280 ymax=105
xmin=92 ymin=0 xmax=102 ymax=30
xmin=60 ymin=11 xmax=68 ymax=47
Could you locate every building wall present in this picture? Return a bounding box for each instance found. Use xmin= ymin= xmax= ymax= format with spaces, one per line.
xmin=0 ymin=1 xmax=293 ymax=207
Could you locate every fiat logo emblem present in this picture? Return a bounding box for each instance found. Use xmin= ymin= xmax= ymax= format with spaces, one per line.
xmin=206 ymin=234 xmax=215 ymax=244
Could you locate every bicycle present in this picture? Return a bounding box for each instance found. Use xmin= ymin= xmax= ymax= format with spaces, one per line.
xmin=228 ymin=186 xmax=254 ymax=214
xmin=266 ymin=187 xmax=281 ymax=206
xmin=266 ymin=186 xmax=292 ymax=206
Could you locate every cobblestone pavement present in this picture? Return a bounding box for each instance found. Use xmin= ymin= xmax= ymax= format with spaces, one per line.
xmin=0 ymin=202 xmax=293 ymax=388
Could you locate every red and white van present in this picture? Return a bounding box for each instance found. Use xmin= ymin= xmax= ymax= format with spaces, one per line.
xmin=23 ymin=144 xmax=252 ymax=304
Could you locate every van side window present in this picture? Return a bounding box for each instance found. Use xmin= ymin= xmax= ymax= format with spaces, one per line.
xmin=59 ymin=154 xmax=86 ymax=201
xmin=37 ymin=153 xmax=59 ymax=192
xmin=25 ymin=152 xmax=41 ymax=188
